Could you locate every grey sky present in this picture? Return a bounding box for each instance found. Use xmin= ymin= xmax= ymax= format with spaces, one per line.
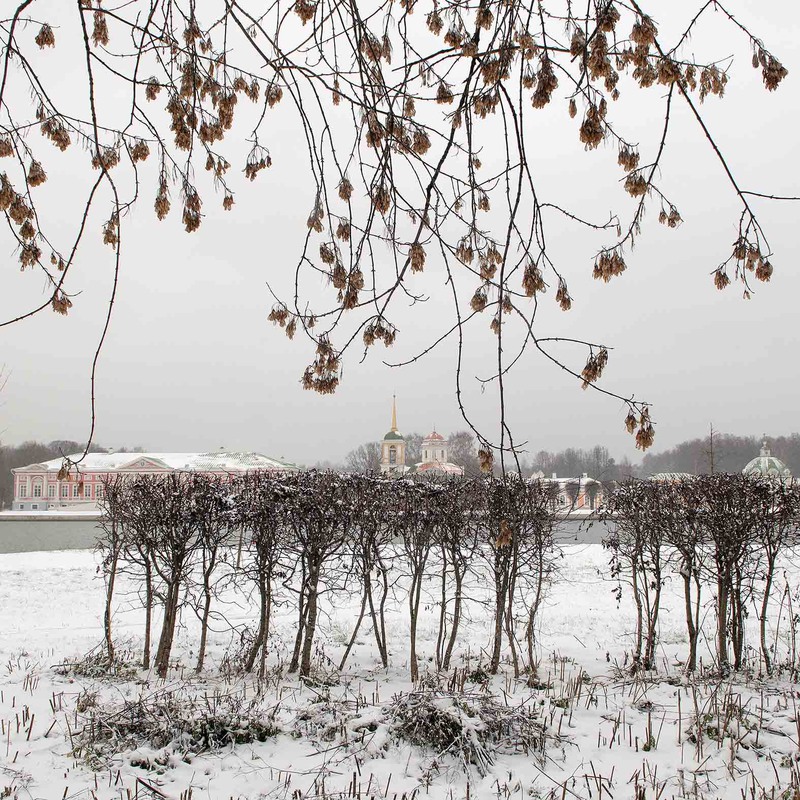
xmin=1 ymin=1 xmax=798 ymax=467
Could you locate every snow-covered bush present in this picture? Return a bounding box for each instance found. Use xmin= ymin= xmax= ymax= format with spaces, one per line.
xmin=387 ymin=688 xmax=547 ymax=777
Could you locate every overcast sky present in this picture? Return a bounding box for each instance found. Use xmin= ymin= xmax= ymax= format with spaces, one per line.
xmin=1 ymin=1 xmax=798 ymax=467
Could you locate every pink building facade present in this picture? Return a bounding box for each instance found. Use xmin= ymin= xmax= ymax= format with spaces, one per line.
xmin=535 ymin=472 xmax=604 ymax=511
xmin=11 ymin=451 xmax=297 ymax=511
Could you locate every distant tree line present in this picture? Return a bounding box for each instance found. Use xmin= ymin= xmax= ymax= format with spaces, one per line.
xmin=521 ymin=445 xmax=636 ymax=484
xmin=641 ymin=433 xmax=800 ymax=476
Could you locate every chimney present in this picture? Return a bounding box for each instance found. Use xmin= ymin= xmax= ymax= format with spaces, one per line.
xmin=551 ymin=472 xmax=557 ymax=480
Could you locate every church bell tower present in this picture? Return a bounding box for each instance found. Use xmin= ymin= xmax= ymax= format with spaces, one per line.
xmin=380 ymin=395 xmax=406 ymax=474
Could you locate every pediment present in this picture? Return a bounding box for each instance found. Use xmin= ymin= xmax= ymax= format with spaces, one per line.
xmin=14 ymin=463 xmax=50 ymax=473
xmin=117 ymin=456 xmax=172 ymax=472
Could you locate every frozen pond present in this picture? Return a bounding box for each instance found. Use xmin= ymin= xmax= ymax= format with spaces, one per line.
xmin=0 ymin=517 xmax=102 ymax=553
xmin=0 ymin=514 xmax=610 ymax=553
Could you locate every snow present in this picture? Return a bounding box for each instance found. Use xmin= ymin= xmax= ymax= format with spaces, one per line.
xmin=14 ymin=450 xmax=298 ymax=473
xmin=0 ymin=544 xmax=797 ymax=799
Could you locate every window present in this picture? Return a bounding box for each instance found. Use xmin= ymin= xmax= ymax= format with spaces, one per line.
xmin=96 ymin=486 xmax=104 ymax=499
xmin=389 ymin=446 xmax=396 ymax=465
xmin=33 ymin=483 xmax=42 ymax=497
xmin=61 ymin=484 xmax=69 ymax=497
xmin=31 ymin=504 xmax=39 ymax=510
xmin=48 ymin=485 xmax=55 ymax=498
xmin=73 ymin=484 xmax=81 ymax=497
xmin=18 ymin=483 xmax=27 ymax=497
xmin=84 ymin=484 xmax=93 ymax=498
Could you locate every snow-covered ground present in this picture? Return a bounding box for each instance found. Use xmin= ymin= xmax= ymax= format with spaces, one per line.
xmin=0 ymin=545 xmax=798 ymax=800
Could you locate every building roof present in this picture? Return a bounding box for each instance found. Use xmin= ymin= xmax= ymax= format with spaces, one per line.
xmin=383 ymin=430 xmax=405 ymax=441
xmin=423 ymin=431 xmax=445 ymax=442
xmin=649 ymin=472 xmax=693 ymax=482
xmin=415 ymin=461 xmax=464 ymax=475
xmin=743 ymin=442 xmax=791 ymax=479
xmin=13 ymin=451 xmax=297 ymax=474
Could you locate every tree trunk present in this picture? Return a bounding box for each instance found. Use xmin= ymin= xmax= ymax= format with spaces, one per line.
xmin=490 ymin=550 xmax=509 ymax=674
xmin=717 ymin=569 xmax=730 ymax=674
xmin=526 ymin=553 xmax=546 ymax=674
xmin=366 ymin=566 xmax=388 ymax=668
xmin=443 ymin=566 xmax=464 ymax=672
xmin=261 ymin=588 xmax=272 ymax=679
xmin=504 ymin=547 xmax=520 ymax=678
xmin=103 ymin=549 xmax=118 ymax=665
xmin=732 ymin=565 xmax=745 ymax=670
xmin=155 ymin=580 xmax=180 ymax=678
xmin=289 ymin=560 xmax=307 ymax=673
xmin=195 ymin=548 xmax=218 ymax=672
xmin=245 ymin=573 xmax=269 ymax=673
xmin=760 ymin=554 xmax=776 ymax=676
xmin=644 ymin=577 xmax=661 ymax=671
xmin=435 ymin=551 xmax=448 ymax=670
xmin=630 ymin=559 xmax=644 ymax=671
xmin=409 ymin=570 xmax=424 ymax=682
xmin=339 ymin=585 xmax=368 ymax=670
xmin=299 ymin=564 xmax=320 ymax=678
xmin=143 ymin=557 xmax=153 ymax=670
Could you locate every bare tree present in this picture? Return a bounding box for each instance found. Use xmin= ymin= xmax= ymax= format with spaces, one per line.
xmin=601 ymin=479 xmax=669 ymax=672
xmin=284 ymin=471 xmax=355 ymax=677
xmin=344 ymin=442 xmax=381 ymax=474
xmin=238 ymin=472 xmax=288 ymax=676
xmin=749 ymin=478 xmax=800 ymax=675
xmin=338 ymin=475 xmax=395 ymax=670
xmin=96 ymin=474 xmax=126 ymax=665
xmin=145 ymin=474 xmax=203 ymax=677
xmin=395 ymin=479 xmax=438 ymax=683
xmin=447 ymin=431 xmax=481 ymax=477
xmin=688 ymin=474 xmax=762 ymax=673
xmin=189 ymin=475 xmax=236 ymax=672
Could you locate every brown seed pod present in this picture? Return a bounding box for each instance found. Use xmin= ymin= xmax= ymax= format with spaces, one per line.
xmin=436 ymin=82 xmax=454 ymax=105
xmin=35 ymin=24 xmax=56 ymax=49
xmin=130 ymin=140 xmax=150 ymax=163
xmin=478 ymin=447 xmax=494 ymax=473
xmin=410 ymin=243 xmax=426 ymax=273
xmin=338 ymin=178 xmax=353 ymax=201
xmin=522 ymin=261 xmax=545 ymax=297
xmin=92 ymin=10 xmax=109 ymax=47
xmin=27 ymin=161 xmax=47 ymax=187
xmin=470 ymin=287 xmax=488 ymax=312
xmin=755 ymin=260 xmax=773 ymax=282
xmin=52 ymin=292 xmax=73 ymax=315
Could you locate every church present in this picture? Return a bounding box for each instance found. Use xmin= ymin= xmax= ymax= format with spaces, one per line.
xmin=379 ymin=398 xmax=464 ymax=476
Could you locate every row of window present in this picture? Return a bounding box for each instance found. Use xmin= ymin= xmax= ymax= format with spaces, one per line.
xmin=16 ymin=483 xmax=104 ymax=499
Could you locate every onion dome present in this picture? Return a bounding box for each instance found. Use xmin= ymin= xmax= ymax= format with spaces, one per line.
xmin=424 ymin=431 xmax=445 ymax=442
xmin=743 ymin=441 xmax=791 ymax=479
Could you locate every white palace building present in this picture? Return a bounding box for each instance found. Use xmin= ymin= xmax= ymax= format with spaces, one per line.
xmin=11 ymin=451 xmax=297 ymax=512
